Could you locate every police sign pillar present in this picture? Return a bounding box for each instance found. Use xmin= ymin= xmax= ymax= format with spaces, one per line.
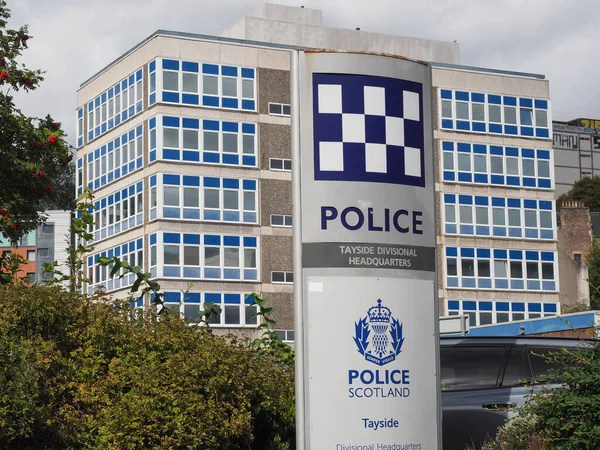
xmin=292 ymin=50 xmax=442 ymax=450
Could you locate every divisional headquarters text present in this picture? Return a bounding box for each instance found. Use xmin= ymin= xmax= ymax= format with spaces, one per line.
xmin=336 ymin=443 xmax=422 ymax=450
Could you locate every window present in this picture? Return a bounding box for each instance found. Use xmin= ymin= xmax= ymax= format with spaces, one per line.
xmin=27 ymin=250 xmax=35 ymax=261
xmin=447 ymin=300 xmax=559 ymax=326
xmin=42 ymin=224 xmax=54 ymax=235
xmin=271 ymin=215 xmax=293 ymax=227
xmin=274 ymin=330 xmax=295 ymax=342
xmin=182 ymin=73 xmax=198 ymax=93
xmin=574 ymin=253 xmax=582 ymax=264
xmin=87 ymin=238 xmax=143 ymax=295
xmin=26 ymin=272 xmax=35 ymax=284
xmin=272 ymin=271 xmax=293 ymax=284
xmin=502 ymin=347 xmax=530 ymax=386
xmin=268 ymin=103 xmax=291 ymax=116
xmin=440 ymin=346 xmax=504 ymax=391
xmin=270 ymin=158 xmax=292 ymax=171
xmin=91 ymin=181 xmax=143 ymax=243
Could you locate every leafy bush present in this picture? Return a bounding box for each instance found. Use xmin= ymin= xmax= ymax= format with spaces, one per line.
xmin=0 ymin=283 xmax=295 ymax=450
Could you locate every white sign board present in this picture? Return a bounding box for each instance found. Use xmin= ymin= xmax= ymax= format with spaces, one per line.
xmin=292 ymin=50 xmax=441 ymax=450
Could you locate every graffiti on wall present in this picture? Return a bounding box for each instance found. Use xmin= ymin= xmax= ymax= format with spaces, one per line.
xmin=553 ymin=132 xmax=579 ymax=150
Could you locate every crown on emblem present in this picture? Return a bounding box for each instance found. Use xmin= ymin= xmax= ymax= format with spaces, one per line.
xmin=367 ymin=299 xmax=391 ymax=324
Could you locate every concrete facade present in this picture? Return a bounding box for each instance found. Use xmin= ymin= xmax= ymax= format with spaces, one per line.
xmin=220 ymin=3 xmax=460 ymax=65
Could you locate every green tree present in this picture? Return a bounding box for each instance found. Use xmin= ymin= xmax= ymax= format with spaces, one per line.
xmin=557 ymin=176 xmax=600 ymax=212
xmin=585 ymin=237 xmax=600 ymax=310
xmin=0 ymin=283 xmax=296 ymax=450
xmin=0 ymin=0 xmax=74 ymax=246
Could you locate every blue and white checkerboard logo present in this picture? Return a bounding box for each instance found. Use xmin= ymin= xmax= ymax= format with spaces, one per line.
xmin=313 ymin=73 xmax=425 ymax=187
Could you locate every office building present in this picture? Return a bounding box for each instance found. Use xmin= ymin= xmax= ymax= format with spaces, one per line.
xmin=75 ymin=3 xmax=560 ymax=335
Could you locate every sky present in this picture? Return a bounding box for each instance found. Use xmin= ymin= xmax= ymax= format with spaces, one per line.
xmin=8 ymin=0 xmax=600 ymax=145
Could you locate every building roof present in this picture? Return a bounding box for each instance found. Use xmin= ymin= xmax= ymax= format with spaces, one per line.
xmin=80 ymin=30 xmax=546 ymax=89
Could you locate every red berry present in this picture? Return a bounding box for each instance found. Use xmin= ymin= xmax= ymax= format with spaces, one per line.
xmin=45 ymin=186 xmax=52 ymax=193
xmin=51 ymin=123 xmax=59 ymax=130
xmin=32 ymin=141 xmax=41 ymax=148
xmin=0 ymin=72 xmax=8 ymax=81
xmin=47 ymin=135 xmax=57 ymax=144
xmin=37 ymin=170 xmax=45 ymax=178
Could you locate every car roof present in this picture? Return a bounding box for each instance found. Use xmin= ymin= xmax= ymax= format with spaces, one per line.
xmin=440 ymin=336 xmax=597 ymax=348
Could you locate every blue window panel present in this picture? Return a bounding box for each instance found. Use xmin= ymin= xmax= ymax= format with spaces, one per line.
xmin=182 ymin=118 xmax=200 ymax=129
xmin=224 ymin=269 xmax=241 ymax=280
xmin=203 ymin=152 xmax=220 ymax=164
xmin=121 ymin=110 xmax=129 ymax=121
xmin=446 ymin=247 xmax=458 ymax=257
xmin=525 ymin=229 xmax=538 ymax=239
xmin=94 ymin=180 xmax=100 ymax=189
xmin=471 ymin=93 xmax=485 ymax=103
xmin=136 ymin=158 xmax=143 ymax=169
xmin=150 ymin=233 xmax=157 ymax=245
xmin=456 ymin=121 xmax=470 ymax=131
xmin=509 ymin=250 xmax=523 ymax=260
xmin=88 ymin=102 xmax=93 ymax=112
xmin=223 ymin=211 xmax=240 ymax=222
xmin=536 ymin=128 xmax=549 ymax=138
xmin=243 ymin=180 xmax=257 ymax=190
xmin=461 ymin=248 xmax=475 ymax=258
xmin=223 ymin=154 xmax=239 ymax=165
xmin=115 ymin=84 xmax=121 ymax=94
xmin=101 ymin=175 xmax=107 ymax=185
xmin=524 ymin=199 xmax=537 ymax=209
xmin=507 ymin=198 xmax=520 ymax=208
xmin=444 ymin=193 xmax=456 ymax=203
xmin=457 ymin=143 xmax=471 ymax=153
xmin=223 ymin=179 xmax=239 ymax=189
xmin=525 ymin=251 xmax=539 ymax=261
xmin=443 ymin=171 xmax=456 ymax=182
xmin=129 ymin=105 xmax=135 ymax=116
xmin=474 ymin=196 xmax=488 ymax=206
xmin=204 ymin=210 xmax=220 ymax=221
xmin=115 ymin=116 xmax=121 ymax=126
xmin=163 ymin=150 xmax=180 ymax=160
xmin=203 ymin=120 xmax=219 ymax=131
xmin=440 ymin=89 xmax=452 ymax=99
xmin=441 ymin=119 xmax=453 ymax=129
xmin=493 ymin=227 xmax=507 ymax=237
xmin=222 ymin=122 xmax=239 ymax=133
xmin=204 ymin=235 xmax=221 ymax=246
xmin=150 ymin=93 xmax=156 ymax=105
xmin=540 ymin=230 xmax=554 ymax=239
xmin=445 ymin=224 xmax=457 ymax=234
xmin=182 ymin=151 xmax=200 ymax=162
xmin=458 ymin=195 xmax=472 ymax=205
xmin=224 ymin=293 xmax=241 ymax=305
xmin=164 ymin=267 xmax=181 ymax=278
xmin=202 ymin=96 xmax=219 ymax=107
xmin=472 ymin=122 xmax=486 ymax=132
xmin=473 ymin=144 xmax=486 ymax=154
xmin=163 ymin=116 xmax=180 ymax=127
xmin=95 ymin=126 xmax=101 ymax=135
xmin=242 ymin=123 xmax=256 ymax=134
xmin=488 ymin=94 xmax=501 ymax=104
xmin=163 ymin=208 xmax=180 ymax=219
xmin=242 ymin=156 xmax=256 ymax=166
xmin=150 ymin=150 xmax=157 ymax=162
xmin=128 ymin=129 xmax=135 ymax=141
xmin=455 ymin=91 xmax=469 ymax=101
xmin=183 ymin=210 xmax=201 ymax=220
xmin=128 ymin=162 xmax=135 ymax=172
xmin=491 ymin=197 xmax=506 ymax=207
xmin=222 ymin=98 xmax=238 ymax=109
xmin=203 ymin=63 xmax=219 ymax=74
xmin=476 ymin=226 xmax=490 ymax=236
xmin=205 ymin=293 xmax=221 ymax=304
xmin=528 ymin=303 xmax=542 ymax=313
xmin=505 ymin=125 xmax=518 ymax=135
xmin=442 ymin=141 xmax=454 ymax=151
xmin=519 ymin=98 xmax=533 ymax=108
xmin=162 ymin=59 xmax=179 ymax=70
xmin=182 ymin=233 xmax=200 ymax=245
xmin=521 ymin=127 xmax=534 ymax=137
xmin=478 ymin=279 xmax=492 ymax=289
xmin=511 ymin=280 xmax=524 ymax=290
xmin=485 ymin=123 xmax=501 ymax=135
xmin=503 ymin=96 xmax=517 ymax=106
xmin=447 ymin=278 xmax=459 ymax=288
xmin=457 ymin=173 xmax=472 ymax=183
xmin=523 ymin=178 xmax=536 ymax=187
xmin=493 ymin=302 xmax=509 ymax=312
xmin=164 ymin=291 xmax=180 ymax=303
xmin=477 ymin=248 xmax=491 ymax=258
xmin=242 ymin=100 xmax=255 ymax=110
xmin=182 ymin=94 xmax=199 ymax=105
xmin=95 ymin=97 xmax=101 ymax=107
xmin=241 ymin=68 xmax=255 ymax=79
xmin=108 ymin=118 xmax=114 ymax=129
xmin=162 ymin=92 xmax=180 ymax=103
xmin=447 ymin=300 xmax=460 ymax=310
xmin=490 ymin=175 xmax=504 ymax=185
xmin=224 ymin=236 xmax=240 ymax=247
xmin=543 ymin=303 xmax=557 ymax=313
xmin=149 ymin=117 xmax=157 ymax=129
xmin=463 ymin=301 xmax=477 ymax=310
xmin=527 ymin=281 xmax=541 ymax=291
xmin=101 ymin=92 xmax=107 ymax=103
xmin=204 ymin=177 xmax=220 ymax=188
xmin=185 ymin=293 xmax=201 ymax=304
xmin=183 ymin=267 xmax=200 ymax=278
xmin=477 ymin=302 xmax=492 ymax=312
xmin=101 ymin=123 xmax=107 ymax=133
xmin=136 ymin=69 xmax=143 ymax=81
xmin=221 ymin=66 xmax=238 ymax=76
xmin=164 ymin=233 xmax=181 ymax=244
xmin=77 ymin=137 xmax=83 ymax=148
xmin=535 ymin=99 xmax=548 ymax=109
xmin=537 ymin=150 xmax=550 ymax=160
xmin=506 ymin=176 xmax=519 ymax=186
xmin=512 ymin=302 xmax=526 ymax=312
xmin=462 ymin=278 xmax=476 ymax=288
xmin=459 ymin=225 xmax=474 ymax=235
xmin=541 ymin=281 xmax=556 ymax=291
xmin=78 ymin=108 xmax=83 ymax=119
xmin=128 ymin=74 xmax=135 ymax=85
xmin=183 ymin=176 xmax=200 ymax=187
xmin=538 ymin=179 xmax=551 ymax=189
xmin=521 ymin=148 xmax=535 ymax=158
xmin=243 ymin=212 xmax=257 ymax=223
xmin=509 ymin=228 xmax=522 ymax=238
xmin=504 ymin=147 xmax=518 ymax=157
xmin=163 ymin=174 xmax=181 ymax=185
xmin=182 ymin=61 xmax=199 ymax=72
xmin=541 ymin=252 xmax=554 ymax=262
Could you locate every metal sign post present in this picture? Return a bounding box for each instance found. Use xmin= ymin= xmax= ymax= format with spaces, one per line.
xmin=292 ymin=50 xmax=441 ymax=450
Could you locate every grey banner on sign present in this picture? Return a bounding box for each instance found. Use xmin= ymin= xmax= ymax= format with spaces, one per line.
xmin=302 ymin=242 xmax=435 ymax=271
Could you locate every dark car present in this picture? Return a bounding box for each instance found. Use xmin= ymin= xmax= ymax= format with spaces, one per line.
xmin=440 ymin=336 xmax=593 ymax=450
